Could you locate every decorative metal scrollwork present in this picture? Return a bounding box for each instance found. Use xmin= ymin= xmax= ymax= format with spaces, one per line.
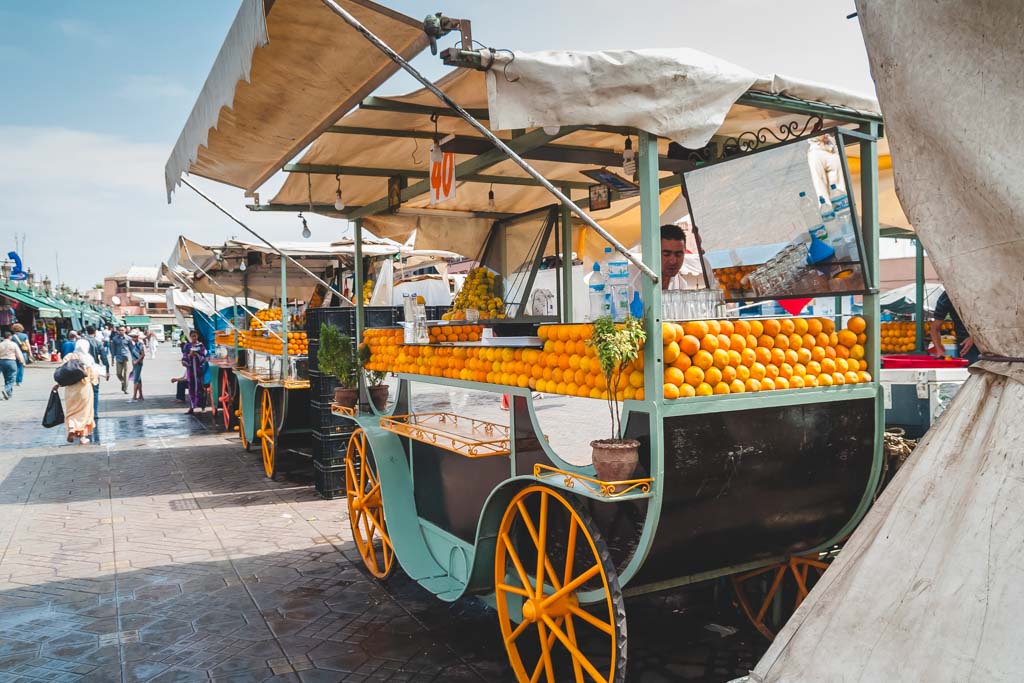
xmin=719 ymin=116 xmax=824 ymax=158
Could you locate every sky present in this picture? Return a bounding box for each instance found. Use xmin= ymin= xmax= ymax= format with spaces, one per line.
xmin=0 ymin=0 xmax=875 ymax=290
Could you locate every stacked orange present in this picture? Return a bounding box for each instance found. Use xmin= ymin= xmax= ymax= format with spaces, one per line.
xmin=713 ymin=265 xmax=757 ymax=295
xmin=881 ymin=320 xmax=952 ymax=353
xmin=662 ymin=316 xmax=871 ymax=399
xmin=237 ymin=329 xmax=309 ymax=356
xmin=428 ymin=325 xmax=483 ymax=343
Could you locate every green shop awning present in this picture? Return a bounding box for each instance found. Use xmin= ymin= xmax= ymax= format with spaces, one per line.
xmin=125 ymin=315 xmax=151 ymax=326
xmin=0 ymin=287 xmax=60 ymax=318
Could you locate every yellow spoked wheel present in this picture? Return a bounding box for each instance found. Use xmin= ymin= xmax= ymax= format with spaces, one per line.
xmin=495 ymin=486 xmax=627 ymax=683
xmin=237 ymin=406 xmax=251 ymax=452
xmin=258 ymin=389 xmax=277 ymax=479
xmin=731 ymin=553 xmax=831 ymax=640
xmin=345 ymin=429 xmax=395 ymax=579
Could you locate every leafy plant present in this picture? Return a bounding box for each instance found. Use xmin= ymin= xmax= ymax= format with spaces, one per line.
xmin=587 ymin=315 xmax=646 ymax=441
xmin=318 ymin=323 xmax=356 ymax=388
xmin=357 ymin=342 xmax=387 ymax=387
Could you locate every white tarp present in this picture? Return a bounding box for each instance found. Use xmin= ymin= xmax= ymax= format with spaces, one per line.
xmin=485 ymin=48 xmax=879 ymax=149
xmin=744 ymin=1 xmax=1024 ymax=680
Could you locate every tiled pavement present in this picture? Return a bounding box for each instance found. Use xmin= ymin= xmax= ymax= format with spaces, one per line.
xmin=0 ymin=354 xmax=765 ymax=682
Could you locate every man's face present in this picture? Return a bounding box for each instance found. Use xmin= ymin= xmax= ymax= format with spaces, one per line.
xmin=118 ymin=327 xmax=126 ymax=335
xmin=661 ymin=238 xmax=686 ymax=284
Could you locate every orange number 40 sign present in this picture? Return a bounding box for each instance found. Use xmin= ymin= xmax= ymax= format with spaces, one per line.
xmin=430 ymin=152 xmax=456 ymax=205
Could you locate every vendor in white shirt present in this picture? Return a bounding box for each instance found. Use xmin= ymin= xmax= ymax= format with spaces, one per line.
xmin=628 ymin=224 xmax=692 ymax=293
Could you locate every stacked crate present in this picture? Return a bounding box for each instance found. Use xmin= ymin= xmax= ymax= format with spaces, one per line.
xmin=305 ymin=306 xmax=402 ymax=499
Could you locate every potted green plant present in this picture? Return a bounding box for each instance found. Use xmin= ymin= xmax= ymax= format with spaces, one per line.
xmin=358 ymin=342 xmax=389 ymax=410
xmin=318 ymin=323 xmax=357 ymax=407
xmin=587 ymin=315 xmax=646 ymax=481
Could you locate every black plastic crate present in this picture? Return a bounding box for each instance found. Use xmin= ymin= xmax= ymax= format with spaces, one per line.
xmin=312 ymin=429 xmax=352 ymax=465
xmin=308 ymin=370 xmax=340 ymax=402
xmin=366 ymin=306 xmax=401 ymax=329
xmin=307 ymin=306 xmax=401 ymax=340
xmin=309 ymin=399 xmax=353 ymax=429
xmin=426 ymin=305 xmax=451 ymax=321
xmin=307 ymin=340 xmax=318 ymax=372
xmin=314 ymin=461 xmax=346 ymax=500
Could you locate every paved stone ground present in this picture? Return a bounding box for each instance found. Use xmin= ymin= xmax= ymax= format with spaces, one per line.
xmin=0 ymin=351 xmax=766 ymax=682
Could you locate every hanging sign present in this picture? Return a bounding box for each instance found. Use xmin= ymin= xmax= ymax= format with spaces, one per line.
xmin=429 ymin=152 xmax=456 ymax=205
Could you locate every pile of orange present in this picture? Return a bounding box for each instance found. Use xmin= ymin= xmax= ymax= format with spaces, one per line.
xmin=661 ymin=316 xmax=870 ymax=399
xmin=428 ymin=325 xmax=483 ymax=343
xmin=713 ymin=265 xmax=756 ymax=294
xmin=237 ymin=329 xmax=308 ymax=356
xmin=881 ymin=320 xmax=952 ymax=353
xmin=250 ymin=307 xmax=283 ymax=330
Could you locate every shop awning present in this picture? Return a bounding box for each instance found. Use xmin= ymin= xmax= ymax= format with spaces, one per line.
xmin=164 ymin=0 xmax=429 ymax=198
xmin=125 ymin=315 xmax=151 ymax=326
xmin=0 ymin=288 xmax=60 ymax=318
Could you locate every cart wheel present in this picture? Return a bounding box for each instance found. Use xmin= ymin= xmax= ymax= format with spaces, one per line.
xmin=238 ymin=405 xmax=252 ymax=452
xmin=257 ymin=388 xmax=279 ymax=479
xmin=495 ymin=485 xmax=627 ymax=683
xmin=730 ymin=553 xmax=831 ymax=640
xmin=220 ymin=370 xmax=237 ymax=431
xmin=345 ymin=429 xmax=395 ymax=579
xmin=207 ymin=385 xmax=218 ymax=425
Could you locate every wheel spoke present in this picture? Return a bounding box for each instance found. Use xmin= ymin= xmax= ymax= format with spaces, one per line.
xmin=516 ymin=497 xmax=563 ymax=592
xmin=567 ymin=603 xmax=614 ymax=636
xmin=500 ymin=533 xmax=533 ymax=595
xmin=497 ymin=583 xmax=531 ymax=598
xmin=563 ymin=614 xmax=585 ymax=683
xmin=536 ymin=620 xmax=556 ymax=683
xmin=504 ymin=616 xmax=532 ymax=645
xmin=540 ymin=564 xmax=601 ymax=609
xmin=527 ymin=617 xmax=563 ymax=683
xmin=535 ymin=492 xmax=549 ymax=599
xmin=563 ymin=516 xmax=578 ymax=587
xmin=541 ymin=614 xmax=607 ymax=683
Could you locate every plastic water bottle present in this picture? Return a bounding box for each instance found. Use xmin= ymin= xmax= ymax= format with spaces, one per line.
xmin=829 ymin=183 xmax=856 ymax=259
xmin=798 ymin=191 xmax=820 ymax=229
xmin=587 ymin=263 xmax=608 ymax=320
xmin=813 ymin=196 xmax=834 ymax=243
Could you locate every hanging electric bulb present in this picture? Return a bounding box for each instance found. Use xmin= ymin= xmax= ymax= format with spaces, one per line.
xmin=334 ymin=174 xmax=345 ymax=211
xmin=487 ymin=184 xmax=495 ymax=211
xmin=622 ymin=137 xmax=636 ymax=177
xmin=542 ymin=125 xmax=560 ymax=135
xmin=430 ymin=139 xmax=443 ymax=164
xmin=299 ymin=212 xmax=311 ymax=239
xmin=239 ymin=260 xmax=247 ymax=272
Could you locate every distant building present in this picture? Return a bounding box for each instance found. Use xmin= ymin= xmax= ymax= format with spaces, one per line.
xmin=103 ymin=266 xmax=175 ymax=333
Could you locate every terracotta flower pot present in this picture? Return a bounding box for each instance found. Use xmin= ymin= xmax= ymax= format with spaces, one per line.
xmin=590 ymin=439 xmax=640 ymax=482
xmin=368 ymin=385 xmax=389 ymax=411
xmin=333 ymin=387 xmax=358 ymax=408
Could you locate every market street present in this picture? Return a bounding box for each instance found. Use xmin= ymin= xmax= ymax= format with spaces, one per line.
xmin=0 ymin=352 xmax=764 ymax=682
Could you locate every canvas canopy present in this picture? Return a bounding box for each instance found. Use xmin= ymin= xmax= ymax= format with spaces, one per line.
xmin=879 ymin=282 xmax=944 ymax=315
xmin=164 ymin=0 xmax=429 ymax=199
xmin=271 ymin=49 xmax=908 ymax=262
xmin=741 ymin=1 xmax=1024 ymax=680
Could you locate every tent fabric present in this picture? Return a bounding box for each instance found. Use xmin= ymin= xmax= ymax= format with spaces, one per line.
xmin=165 ymin=0 xmax=429 ymax=198
xmin=879 ymin=282 xmax=944 ymax=315
xmin=485 ymin=48 xmax=879 ymax=150
xmin=744 ymin=1 xmax=1024 ymax=680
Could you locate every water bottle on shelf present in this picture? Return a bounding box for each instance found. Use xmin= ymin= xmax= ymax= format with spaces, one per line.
xmin=587 ymin=263 xmax=608 ymax=321
xmin=798 ymin=191 xmax=820 ymax=229
xmin=829 ymin=183 xmax=857 ymax=260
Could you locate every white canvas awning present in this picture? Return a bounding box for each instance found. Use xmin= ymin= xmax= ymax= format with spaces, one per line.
xmin=164 ymin=0 xmax=429 ymax=199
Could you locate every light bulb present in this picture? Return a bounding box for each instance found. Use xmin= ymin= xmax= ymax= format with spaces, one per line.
xmin=334 ymin=189 xmax=345 ymax=211
xmin=299 ymin=214 xmax=311 ymax=239
xmin=622 ymin=137 xmax=636 ymax=177
xmin=542 ymin=125 xmax=560 ymax=135
xmin=430 ymin=141 xmax=443 ymax=164
xmin=239 ymin=261 xmax=247 ymax=272
xmin=487 ymin=189 xmax=495 ymax=210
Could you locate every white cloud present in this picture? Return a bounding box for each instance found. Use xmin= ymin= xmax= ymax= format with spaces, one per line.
xmin=116 ymin=75 xmax=190 ymax=101
xmin=0 ymin=126 xmax=350 ymax=290
xmin=55 ymin=19 xmax=109 ymax=47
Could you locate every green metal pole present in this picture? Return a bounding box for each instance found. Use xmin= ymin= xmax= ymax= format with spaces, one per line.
xmin=914 ymin=238 xmax=925 ymax=353
xmin=280 ymin=251 xmax=289 ymax=372
xmin=638 ymin=131 xmax=663 ymax=404
xmin=860 ymin=121 xmax=881 ymax=378
xmin=560 ymin=186 xmax=574 ymax=323
xmin=354 ymin=220 xmax=365 ymax=343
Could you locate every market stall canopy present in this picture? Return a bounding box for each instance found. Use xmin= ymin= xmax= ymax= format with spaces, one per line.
xmin=164 ymin=0 xmax=429 ymax=198
xmin=166 ymin=285 xmax=267 ymax=315
xmin=269 ymin=49 xmax=895 ymax=261
xmin=879 ymin=282 xmax=944 ymax=315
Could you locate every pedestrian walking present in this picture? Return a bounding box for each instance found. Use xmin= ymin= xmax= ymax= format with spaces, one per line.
xmin=128 ymin=330 xmax=146 ymax=402
xmin=0 ymin=331 xmax=25 ymax=400
xmin=146 ymin=330 xmax=159 ymax=359
xmin=55 ymin=352 xmax=98 ymax=444
xmin=181 ymin=330 xmax=208 ymax=414
xmin=60 ymin=331 xmax=78 ymax=358
xmin=11 ymin=323 xmax=31 ymax=386
xmin=110 ymin=326 xmax=131 ymax=394
xmin=101 ymin=324 xmax=112 ymax=358
xmin=77 ymin=326 xmax=107 ymax=419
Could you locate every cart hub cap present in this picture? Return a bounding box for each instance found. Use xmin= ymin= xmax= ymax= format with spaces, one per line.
xmin=352 ymin=490 xmax=381 ymax=512
xmin=521 ymin=593 xmax=577 ymax=623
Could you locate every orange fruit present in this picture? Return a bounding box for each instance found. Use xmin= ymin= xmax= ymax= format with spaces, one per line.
xmin=745 ymin=378 xmax=762 ymax=392
xmin=746 ymin=334 xmax=759 ymax=350
xmin=790 ymin=375 xmax=805 ymax=388
xmin=774 ymin=334 xmax=790 ymax=350
xmin=845 ymin=371 xmax=860 ymax=384
xmin=749 ymin=320 xmax=765 ymax=337
xmin=836 ymin=358 xmax=850 ymax=373
xmin=664 ymin=383 xmax=680 ymax=399
xmin=712 ymin=349 xmax=730 ymax=369
xmin=774 ymin=376 xmax=790 ymax=390
xmin=811 ymin=346 xmax=826 ymax=362
xmin=847 ymin=316 xmax=867 ymax=334
xmin=671 ymin=353 xmax=692 ymax=372
xmin=858 ymin=371 xmax=872 ymax=383
xmin=832 ymin=372 xmax=846 ymax=385
xmin=821 ymin=358 xmax=837 ymax=375
xmin=622 ymin=385 xmax=634 ymax=399
xmin=684 ymin=366 xmax=705 ymax=387
xmin=765 ymin=364 xmax=780 ymax=380
xmin=750 ymin=362 xmax=767 ymax=381
xmin=679 ymin=335 xmax=701 ymax=356
xmin=754 ymin=346 xmax=772 ymax=365
xmin=807 ymin=318 xmax=824 ymax=336
xmin=788 ymin=333 xmax=803 ymax=350
xmin=822 ymin=318 xmax=836 ymax=334
xmin=838 ymin=330 xmax=857 ymax=348
xmin=684 ymin=320 xmax=709 ymax=338
xmin=824 ymin=345 xmax=837 ymax=359
xmin=629 ymin=371 xmax=644 ymax=388
xmin=693 ymin=350 xmax=714 ymax=371
xmin=802 ymin=333 xmax=816 ymax=349
xmin=734 ymin=319 xmax=751 ymax=337
xmin=730 ymin=334 xmax=747 ymax=350
xmin=741 ymin=348 xmax=757 ymax=367
xmin=721 ymin=366 xmax=737 ymax=384
xmin=807 ymin=360 xmax=822 ymax=376
xmin=779 ymin=319 xmax=796 ymax=335
xmin=717 ymin=334 xmax=732 ymax=351
xmin=729 ymin=379 xmax=746 ymax=393
xmin=696 ymin=382 xmax=714 ymax=397
xmin=705 ymin=366 xmax=723 ymax=386
xmin=664 ymin=341 xmax=681 ymax=364
xmin=857 ymin=333 xmax=867 ymax=345
xmin=850 ymin=344 xmax=865 ymax=360
xmin=665 ymin=367 xmax=685 ymax=386
xmin=770 ymin=348 xmax=786 ymax=366
xmin=758 ymin=334 xmax=775 ymax=350
xmin=672 ymin=323 xmax=685 ymax=341
xmin=793 ymin=318 xmax=809 ymax=335
xmin=779 ymin=363 xmax=794 ymax=379
xmin=804 ymin=374 xmax=819 ymax=387
xmin=736 ymin=365 xmax=751 ymax=382
xmin=761 ymin=377 xmax=776 ymax=390
xmin=763 ymin=319 xmax=782 ymax=337
xmin=662 ymin=322 xmax=678 ymax=344
xmin=713 ymin=382 xmax=730 ymax=395
xmin=707 ymin=320 xmax=721 ymax=336
xmin=784 ymin=349 xmax=799 ymax=366
xmin=700 ymin=334 xmax=719 ymax=353
xmin=727 ymin=350 xmax=743 ymax=367
xmin=797 ymin=348 xmax=812 ymax=365
xmin=818 ymin=373 xmax=834 ymax=386
xmin=679 ymin=383 xmax=696 ymax=397
xmin=719 ymin=320 xmax=735 ymax=336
